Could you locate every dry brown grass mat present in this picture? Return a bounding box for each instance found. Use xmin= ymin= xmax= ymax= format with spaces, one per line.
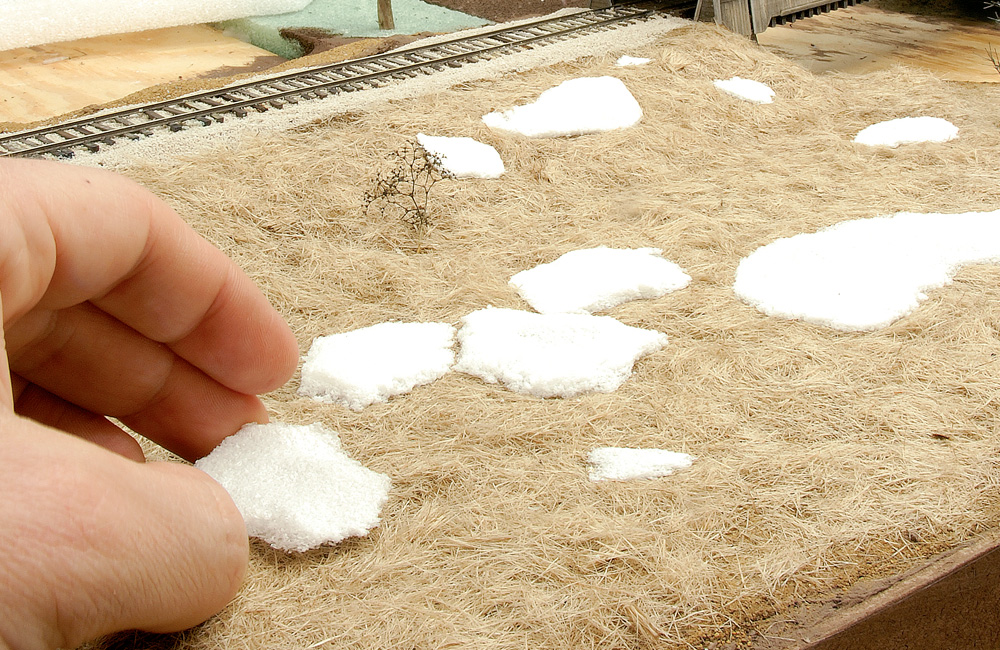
xmin=91 ymin=23 xmax=1000 ymax=650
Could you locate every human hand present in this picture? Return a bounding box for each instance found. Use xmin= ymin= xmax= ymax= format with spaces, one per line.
xmin=0 ymin=158 xmax=299 ymax=649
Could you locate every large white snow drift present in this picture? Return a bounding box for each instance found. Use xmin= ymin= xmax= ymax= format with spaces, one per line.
xmin=733 ymin=210 xmax=1000 ymax=331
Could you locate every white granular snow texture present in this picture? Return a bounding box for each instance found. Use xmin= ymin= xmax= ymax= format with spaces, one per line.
xmin=713 ymin=76 xmax=775 ymax=104
xmin=0 ymin=0 xmax=311 ymax=51
xmin=416 ymin=133 xmax=505 ymax=179
xmin=453 ymin=307 xmax=668 ymax=398
xmin=482 ymin=76 xmax=643 ymax=137
xmin=299 ymin=322 xmax=456 ymax=410
xmin=733 ymin=210 xmax=1000 ymax=331
xmin=195 ymin=422 xmax=392 ymax=553
xmin=853 ymin=116 xmax=959 ymax=147
xmin=587 ymin=447 xmax=695 ymax=482
xmin=510 ymin=247 xmax=691 ymax=314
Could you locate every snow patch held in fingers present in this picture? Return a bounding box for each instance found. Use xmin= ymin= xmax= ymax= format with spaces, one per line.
xmin=195 ymin=422 xmax=391 ymax=553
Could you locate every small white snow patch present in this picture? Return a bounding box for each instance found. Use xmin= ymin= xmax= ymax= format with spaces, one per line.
xmin=713 ymin=77 xmax=775 ymax=104
xmin=588 ymin=447 xmax=695 ymax=481
xmin=299 ymin=322 xmax=456 ymax=410
xmin=733 ymin=210 xmax=1000 ymax=331
xmin=853 ymin=116 xmax=958 ymax=147
xmin=510 ymin=246 xmax=691 ymax=314
xmin=482 ymin=76 xmax=643 ymax=137
xmin=416 ymin=133 xmax=505 ymax=179
xmin=453 ymin=307 xmax=668 ymax=398
xmin=195 ymin=422 xmax=391 ymax=553
xmin=616 ymin=55 xmax=651 ymax=66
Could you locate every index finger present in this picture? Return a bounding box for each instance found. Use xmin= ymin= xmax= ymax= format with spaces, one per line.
xmin=0 ymin=158 xmax=298 ymax=396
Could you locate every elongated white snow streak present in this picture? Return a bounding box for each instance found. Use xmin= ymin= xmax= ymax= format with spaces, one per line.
xmin=853 ymin=116 xmax=958 ymax=147
xmin=616 ymin=55 xmax=651 ymax=66
xmin=588 ymin=447 xmax=694 ymax=481
xmin=713 ymin=77 xmax=775 ymax=104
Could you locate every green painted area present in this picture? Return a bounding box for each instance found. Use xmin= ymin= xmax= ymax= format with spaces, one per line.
xmin=217 ymin=0 xmax=491 ymax=59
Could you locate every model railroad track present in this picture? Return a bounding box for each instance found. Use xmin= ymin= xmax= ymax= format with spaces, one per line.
xmin=0 ymin=2 xmax=690 ymax=159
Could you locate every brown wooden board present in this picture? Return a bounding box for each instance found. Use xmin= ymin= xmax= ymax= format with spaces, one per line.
xmin=730 ymin=532 xmax=1000 ymax=649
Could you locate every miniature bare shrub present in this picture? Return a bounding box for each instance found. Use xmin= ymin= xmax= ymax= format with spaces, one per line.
xmin=363 ymin=140 xmax=452 ymax=251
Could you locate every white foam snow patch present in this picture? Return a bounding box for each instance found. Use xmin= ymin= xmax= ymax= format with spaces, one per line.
xmin=299 ymin=322 xmax=456 ymax=410
xmin=510 ymin=247 xmax=691 ymax=314
xmin=416 ymin=133 xmax=505 ymax=179
xmin=616 ymin=55 xmax=652 ymax=66
xmin=0 ymin=0 xmax=310 ymax=51
xmin=482 ymin=76 xmax=643 ymax=137
xmin=195 ymin=422 xmax=391 ymax=553
xmin=853 ymin=116 xmax=958 ymax=147
xmin=713 ymin=77 xmax=775 ymax=104
xmin=453 ymin=307 xmax=667 ymax=398
xmin=733 ymin=210 xmax=1000 ymax=331
xmin=588 ymin=447 xmax=695 ymax=481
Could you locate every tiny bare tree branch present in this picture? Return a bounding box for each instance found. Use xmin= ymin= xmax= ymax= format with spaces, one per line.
xmin=989 ymin=44 xmax=1000 ymax=76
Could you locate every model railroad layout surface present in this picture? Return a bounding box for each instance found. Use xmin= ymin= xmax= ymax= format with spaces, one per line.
xmin=13 ymin=4 xmax=998 ymax=650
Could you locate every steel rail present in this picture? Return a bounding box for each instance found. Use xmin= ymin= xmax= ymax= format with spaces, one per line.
xmin=0 ymin=2 xmax=686 ymax=159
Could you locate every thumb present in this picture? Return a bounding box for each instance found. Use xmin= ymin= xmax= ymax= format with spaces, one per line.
xmin=0 ymin=416 xmax=248 ymax=650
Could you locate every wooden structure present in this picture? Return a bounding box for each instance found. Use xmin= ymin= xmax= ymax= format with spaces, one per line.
xmin=693 ymin=0 xmax=866 ymax=36
xmin=744 ymin=532 xmax=1000 ymax=649
xmin=378 ymin=0 xmax=395 ymax=30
